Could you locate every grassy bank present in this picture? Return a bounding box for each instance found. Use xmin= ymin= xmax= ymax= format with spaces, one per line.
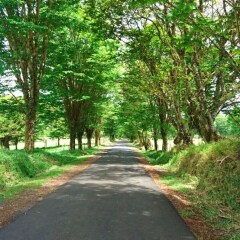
xmin=0 ymin=146 xmax=101 ymax=200
xmin=143 ymin=138 xmax=240 ymax=240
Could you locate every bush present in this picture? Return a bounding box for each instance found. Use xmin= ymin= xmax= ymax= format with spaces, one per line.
xmin=0 ymin=147 xmax=97 ymax=191
xmin=0 ymin=165 xmax=6 ymax=190
xmin=0 ymin=149 xmax=59 ymax=189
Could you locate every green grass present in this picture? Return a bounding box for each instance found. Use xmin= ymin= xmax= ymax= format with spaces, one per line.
xmin=160 ymin=174 xmax=198 ymax=192
xmin=143 ymin=150 xmax=172 ymax=165
xmin=0 ymin=146 xmax=101 ymax=200
xmin=142 ymin=138 xmax=240 ymax=240
xmin=179 ymin=209 xmax=196 ymax=218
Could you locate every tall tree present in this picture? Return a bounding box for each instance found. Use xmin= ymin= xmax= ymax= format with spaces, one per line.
xmin=0 ymin=0 xmax=75 ymax=151
xmin=44 ymin=4 xmax=119 ymax=150
xmin=0 ymin=1 xmax=52 ymax=150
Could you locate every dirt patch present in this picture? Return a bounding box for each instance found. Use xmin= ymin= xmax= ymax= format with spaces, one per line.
xmin=0 ymin=149 xmax=108 ymax=229
xmin=136 ymin=156 xmax=220 ymax=240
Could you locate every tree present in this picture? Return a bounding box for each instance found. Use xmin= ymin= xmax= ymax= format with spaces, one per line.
xmin=99 ymin=0 xmax=240 ymax=146
xmin=37 ymin=94 xmax=68 ymax=145
xmin=0 ymin=96 xmax=24 ymax=149
xmin=0 ymin=0 xmax=70 ymax=151
xmin=44 ymin=4 xmax=120 ymax=150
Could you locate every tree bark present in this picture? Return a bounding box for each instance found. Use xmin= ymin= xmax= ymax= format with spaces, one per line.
xmin=196 ymin=114 xmax=222 ymax=142
xmin=160 ymin=126 xmax=168 ymax=151
xmin=78 ymin=136 xmax=83 ymax=150
xmin=24 ymin=106 xmax=37 ymax=152
xmin=173 ymin=127 xmax=193 ymax=146
xmin=86 ymin=127 xmax=94 ymax=149
xmin=153 ymin=128 xmax=158 ymax=151
xmin=156 ymin=98 xmax=168 ymax=151
xmin=87 ymin=137 xmax=91 ymax=148
xmin=64 ymin=97 xmax=82 ymax=151
xmin=109 ymin=125 xmax=115 ymax=142
xmin=141 ymin=131 xmax=151 ymax=150
xmin=24 ymin=113 xmax=36 ymax=151
xmin=138 ymin=130 xmax=143 ymax=146
xmin=77 ymin=130 xmax=84 ymax=150
xmin=95 ymin=130 xmax=101 ymax=147
xmin=2 ymin=136 xmax=11 ymax=149
xmin=14 ymin=137 xmax=19 ymax=150
xmin=70 ymin=130 xmax=76 ymax=150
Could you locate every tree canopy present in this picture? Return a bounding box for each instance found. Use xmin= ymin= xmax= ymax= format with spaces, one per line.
xmin=0 ymin=0 xmax=239 ymax=151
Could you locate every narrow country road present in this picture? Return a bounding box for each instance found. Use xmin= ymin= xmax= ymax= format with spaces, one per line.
xmin=0 ymin=141 xmax=196 ymax=240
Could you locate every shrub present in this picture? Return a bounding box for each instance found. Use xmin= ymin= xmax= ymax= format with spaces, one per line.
xmin=144 ymin=150 xmax=172 ymax=165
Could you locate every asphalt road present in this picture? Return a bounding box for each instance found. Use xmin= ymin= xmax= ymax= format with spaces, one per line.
xmin=0 ymin=141 xmax=196 ymax=240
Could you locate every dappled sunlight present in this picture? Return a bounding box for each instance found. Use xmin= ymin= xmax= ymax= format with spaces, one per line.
xmin=37 ymin=142 xmax=196 ymax=240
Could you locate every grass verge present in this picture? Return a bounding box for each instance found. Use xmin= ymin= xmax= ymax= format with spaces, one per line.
xmin=0 ymin=146 xmax=101 ymax=201
xmin=143 ymin=138 xmax=240 ymax=240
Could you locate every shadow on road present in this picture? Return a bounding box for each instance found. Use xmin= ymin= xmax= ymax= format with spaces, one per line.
xmin=0 ymin=141 xmax=196 ymax=240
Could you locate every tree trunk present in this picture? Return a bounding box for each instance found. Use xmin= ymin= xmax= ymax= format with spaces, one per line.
xmin=143 ymin=138 xmax=151 ymax=151
xmin=173 ymin=128 xmax=193 ymax=146
xmin=14 ymin=137 xmax=19 ymax=150
xmin=156 ymin=98 xmax=168 ymax=151
xmin=86 ymin=127 xmax=94 ymax=149
xmin=78 ymin=136 xmax=83 ymax=150
xmin=138 ymin=130 xmax=143 ymax=146
xmin=3 ymin=136 xmax=10 ymax=149
xmin=77 ymin=130 xmax=84 ymax=150
xmin=2 ymin=1 xmax=49 ymax=152
xmin=24 ymin=108 xmax=37 ymax=152
xmin=161 ymin=126 xmax=168 ymax=151
xmin=87 ymin=137 xmax=91 ymax=148
xmin=57 ymin=137 xmax=60 ymax=147
xmin=182 ymin=132 xmax=193 ymax=145
xmin=142 ymin=131 xmax=151 ymax=150
xmin=198 ymin=115 xmax=221 ymax=142
xmin=95 ymin=130 xmax=101 ymax=146
xmin=110 ymin=134 xmax=115 ymax=142
xmin=153 ymin=137 xmax=158 ymax=151
xmin=153 ymin=128 xmax=158 ymax=151
xmin=109 ymin=127 xmax=115 ymax=142
xmin=202 ymin=128 xmax=221 ymax=142
xmin=70 ymin=130 xmax=76 ymax=150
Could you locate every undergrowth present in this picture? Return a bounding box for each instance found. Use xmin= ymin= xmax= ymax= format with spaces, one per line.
xmin=0 ymin=146 xmax=100 ymax=200
xmin=143 ymin=150 xmax=172 ymax=165
xmin=143 ymin=138 xmax=240 ymax=240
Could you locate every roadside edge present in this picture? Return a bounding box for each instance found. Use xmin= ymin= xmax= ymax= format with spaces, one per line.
xmin=135 ymin=153 xmax=219 ymax=240
xmin=0 ymin=147 xmax=109 ymax=229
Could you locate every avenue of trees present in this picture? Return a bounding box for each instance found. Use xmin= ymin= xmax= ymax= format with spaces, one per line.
xmin=101 ymin=0 xmax=240 ymax=150
xmin=0 ymin=0 xmax=239 ymax=151
xmin=0 ymin=0 xmax=120 ymax=151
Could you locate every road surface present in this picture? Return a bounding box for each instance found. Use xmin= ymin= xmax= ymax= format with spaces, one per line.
xmin=0 ymin=141 xmax=196 ymax=240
